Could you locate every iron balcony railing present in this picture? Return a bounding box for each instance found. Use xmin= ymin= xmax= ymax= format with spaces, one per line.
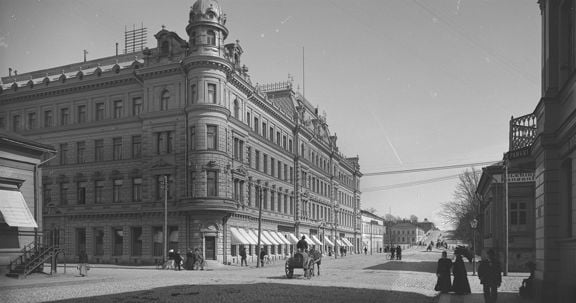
xmin=509 ymin=113 xmax=537 ymax=152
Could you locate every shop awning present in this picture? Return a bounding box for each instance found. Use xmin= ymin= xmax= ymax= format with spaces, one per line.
xmin=269 ymin=231 xmax=288 ymax=245
xmin=343 ymin=238 xmax=354 ymax=247
xmin=238 ymin=228 xmax=258 ymax=245
xmin=230 ymin=227 xmax=250 ymax=245
xmin=250 ymin=229 xmax=272 ymax=245
xmin=336 ymin=239 xmax=345 ymax=246
xmin=310 ymin=235 xmax=323 ymax=246
xmin=324 ymin=237 xmax=334 ymax=246
xmin=262 ymin=231 xmax=280 ymax=245
xmin=0 ymin=190 xmax=38 ymax=228
xmin=274 ymin=232 xmax=291 ymax=245
xmin=286 ymin=233 xmax=299 ymax=244
xmin=300 ymin=234 xmax=315 ymax=245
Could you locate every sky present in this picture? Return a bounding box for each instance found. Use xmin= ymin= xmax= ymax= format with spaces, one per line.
xmin=0 ymin=0 xmax=541 ymax=230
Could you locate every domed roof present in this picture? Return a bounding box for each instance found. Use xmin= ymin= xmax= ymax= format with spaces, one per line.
xmin=191 ymin=0 xmax=222 ymax=19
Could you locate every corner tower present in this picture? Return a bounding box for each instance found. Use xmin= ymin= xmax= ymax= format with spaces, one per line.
xmin=186 ymin=0 xmax=229 ymax=57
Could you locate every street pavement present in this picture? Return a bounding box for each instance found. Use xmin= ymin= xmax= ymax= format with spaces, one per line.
xmin=0 ymin=247 xmax=533 ymax=303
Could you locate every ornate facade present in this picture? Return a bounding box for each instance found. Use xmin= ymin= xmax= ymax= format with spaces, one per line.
xmin=0 ymin=0 xmax=362 ymax=265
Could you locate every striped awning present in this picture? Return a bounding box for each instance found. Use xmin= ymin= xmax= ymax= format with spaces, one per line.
xmin=230 ymin=227 xmax=250 ymax=245
xmin=310 ymin=235 xmax=323 ymax=246
xmin=251 ymin=230 xmax=273 ymax=245
xmin=238 ymin=228 xmax=258 ymax=245
xmin=0 ymin=190 xmax=38 ymax=228
xmin=300 ymin=234 xmax=315 ymax=245
xmin=324 ymin=237 xmax=334 ymax=246
xmin=343 ymin=238 xmax=354 ymax=247
xmin=336 ymin=239 xmax=345 ymax=246
xmin=274 ymin=232 xmax=291 ymax=245
xmin=262 ymin=231 xmax=280 ymax=245
xmin=286 ymin=233 xmax=299 ymax=244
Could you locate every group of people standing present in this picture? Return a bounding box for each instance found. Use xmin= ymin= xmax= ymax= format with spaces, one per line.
xmin=387 ymin=245 xmax=402 ymax=260
xmin=167 ymin=248 xmax=204 ymax=270
xmin=435 ymin=249 xmax=502 ymax=303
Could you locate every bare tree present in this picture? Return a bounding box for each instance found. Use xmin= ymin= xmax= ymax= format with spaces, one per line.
xmin=440 ymin=168 xmax=484 ymax=243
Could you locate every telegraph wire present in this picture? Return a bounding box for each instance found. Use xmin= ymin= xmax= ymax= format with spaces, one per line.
xmin=362 ymin=174 xmax=461 ymax=192
xmin=363 ymin=160 xmax=500 ymax=177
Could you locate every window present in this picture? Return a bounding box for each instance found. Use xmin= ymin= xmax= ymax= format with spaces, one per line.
xmin=60 ymin=183 xmax=69 ymax=205
xmin=132 ymin=227 xmax=143 ymax=256
xmin=113 ymin=137 xmax=123 ymax=160
xmin=207 ymin=83 xmax=217 ymax=104
xmin=28 ymin=112 xmax=37 ymax=129
xmin=112 ymin=228 xmax=123 ymax=256
xmin=155 ymin=131 xmax=174 ymax=154
xmin=278 ymin=161 xmax=282 ymax=179
xmin=60 ymin=108 xmax=69 ymax=126
xmin=207 ymin=171 xmax=218 ymax=196
xmin=93 ymin=139 xmax=104 ymax=161
xmin=255 ymin=150 xmax=260 ymax=170
xmin=95 ymin=103 xmax=104 ymax=121
xmin=94 ymin=180 xmax=104 ymax=204
xmin=270 ymin=127 xmax=274 ymax=141
xmin=284 ymin=164 xmax=288 ymax=181
xmin=131 ymin=135 xmax=141 ymax=159
xmin=113 ymin=100 xmax=123 ymax=118
xmin=283 ymin=136 xmax=287 ymax=149
xmin=263 ymin=154 xmax=268 ymax=173
xmin=247 ymin=112 xmax=251 ymax=127
xmin=12 ymin=115 xmax=21 ymax=131
xmin=207 ymin=125 xmax=217 ymax=150
xmin=262 ymin=122 xmax=267 ymax=138
xmin=207 ymin=30 xmax=216 ymax=46
xmin=271 ymin=190 xmax=275 ymax=211
xmin=132 ymin=178 xmax=142 ymax=202
xmin=233 ymin=138 xmax=244 ymax=161
xmin=132 ymin=97 xmax=143 ymax=116
xmin=113 ymin=179 xmax=123 ymax=203
xmin=271 ymin=157 xmax=275 ymax=176
xmin=190 ymin=84 xmax=197 ymax=103
xmin=77 ymin=105 xmax=86 ymax=123
xmin=254 ymin=117 xmax=259 ymax=133
xmin=0 ymin=116 xmax=5 ymax=129
xmin=43 ymin=186 xmax=51 ymax=206
xmin=94 ymin=228 xmax=104 ymax=255
xmin=301 ymin=143 xmax=305 ymax=157
xmin=161 ymin=40 xmax=170 ymax=55
xmin=77 ymin=141 xmax=86 ymax=164
xmin=160 ymin=90 xmax=170 ymax=111
xmin=288 ymin=139 xmax=293 ymax=152
xmin=189 ymin=126 xmax=196 ymax=150
xmin=44 ymin=110 xmax=53 ymax=127
xmin=190 ymin=32 xmax=196 ymax=46
xmin=77 ymin=182 xmax=87 ymax=205
xmin=60 ymin=143 xmax=68 ymax=165
xmin=247 ymin=147 xmax=252 ymax=167
xmin=511 ymin=202 xmax=527 ymax=225
xmin=233 ymin=99 xmax=239 ymax=118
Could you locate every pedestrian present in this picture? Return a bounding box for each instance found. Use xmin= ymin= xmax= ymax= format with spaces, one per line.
xmin=174 ymin=250 xmax=182 ymax=271
xmin=167 ymin=249 xmax=175 ymax=269
xmin=194 ymin=248 xmax=204 ymax=270
xmin=240 ymin=245 xmax=247 ymax=267
xmin=259 ymin=247 xmax=267 ymax=267
xmin=396 ymin=245 xmax=402 ymax=260
xmin=478 ymin=249 xmax=502 ymax=303
xmin=185 ymin=249 xmax=194 ymax=270
xmin=297 ymin=236 xmax=308 ymax=252
xmin=434 ymin=251 xmax=452 ymax=293
xmin=364 ymin=247 xmax=368 ymax=255
xmin=77 ymin=250 xmax=88 ymax=277
xmin=391 ymin=246 xmax=396 ymax=260
xmin=451 ymin=254 xmax=471 ymax=295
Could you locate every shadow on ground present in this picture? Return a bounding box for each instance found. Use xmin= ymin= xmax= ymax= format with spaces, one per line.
xmin=365 ymin=261 xmax=438 ymax=274
xmin=441 ymin=292 xmax=534 ymax=303
xmin=47 ymin=283 xmax=438 ymax=303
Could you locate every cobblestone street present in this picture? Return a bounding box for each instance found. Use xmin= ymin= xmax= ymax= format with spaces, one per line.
xmin=0 ymin=248 xmax=532 ymax=303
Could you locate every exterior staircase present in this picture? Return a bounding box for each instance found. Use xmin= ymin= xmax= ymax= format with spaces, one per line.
xmin=6 ymin=237 xmax=63 ymax=279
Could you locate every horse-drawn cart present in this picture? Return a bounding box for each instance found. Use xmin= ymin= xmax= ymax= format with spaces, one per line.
xmin=285 ymin=250 xmax=321 ymax=279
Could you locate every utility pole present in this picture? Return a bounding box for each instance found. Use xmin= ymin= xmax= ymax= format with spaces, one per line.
xmin=162 ymin=175 xmax=168 ymax=265
xmin=256 ymin=183 xmax=263 ymax=268
xmin=504 ymin=161 xmax=509 ymax=276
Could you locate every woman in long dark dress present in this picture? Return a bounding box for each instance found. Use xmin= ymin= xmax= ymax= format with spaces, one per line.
xmin=435 ymin=251 xmax=453 ymax=293
xmin=452 ymin=254 xmax=471 ymax=294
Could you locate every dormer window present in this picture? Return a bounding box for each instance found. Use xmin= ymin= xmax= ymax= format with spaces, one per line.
xmin=161 ymin=40 xmax=170 ymax=55
xmin=207 ymin=30 xmax=216 ymax=46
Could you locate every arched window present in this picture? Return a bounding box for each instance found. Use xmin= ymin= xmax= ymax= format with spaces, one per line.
xmin=207 ymin=30 xmax=216 ymax=46
xmin=300 ymin=143 xmax=305 ymax=157
xmin=190 ymin=32 xmax=196 ymax=46
xmin=161 ymin=41 xmax=169 ymax=55
xmin=233 ymin=99 xmax=240 ymax=119
xmin=160 ymin=90 xmax=170 ymax=111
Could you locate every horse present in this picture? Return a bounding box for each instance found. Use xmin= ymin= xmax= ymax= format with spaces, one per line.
xmin=308 ymin=247 xmax=323 ymax=276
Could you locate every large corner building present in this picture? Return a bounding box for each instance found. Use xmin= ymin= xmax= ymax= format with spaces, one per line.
xmin=0 ymin=0 xmax=362 ymax=265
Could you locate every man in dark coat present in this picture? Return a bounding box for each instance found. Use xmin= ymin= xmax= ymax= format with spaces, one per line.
xmin=174 ymin=250 xmax=182 ymax=271
xmin=239 ymin=245 xmax=247 ymax=267
xmin=259 ymin=248 xmax=267 ymax=267
xmin=451 ymin=254 xmax=471 ymax=294
xmin=185 ymin=249 xmax=195 ymax=270
xmin=396 ymin=245 xmax=402 ymax=260
xmin=478 ymin=249 xmax=502 ymax=303
xmin=297 ymin=236 xmax=308 ymax=252
xmin=435 ymin=250 xmax=453 ymax=293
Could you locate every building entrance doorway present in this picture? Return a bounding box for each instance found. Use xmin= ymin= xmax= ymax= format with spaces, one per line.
xmin=205 ymin=236 xmax=216 ymax=260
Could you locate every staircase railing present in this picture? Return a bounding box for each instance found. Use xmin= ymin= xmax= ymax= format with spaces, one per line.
xmin=7 ymin=231 xmax=64 ymax=278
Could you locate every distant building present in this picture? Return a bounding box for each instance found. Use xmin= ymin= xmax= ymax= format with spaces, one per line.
xmin=477 ymin=162 xmax=535 ymax=272
xmin=389 ymin=221 xmax=425 ymax=248
xmin=0 ymin=0 xmax=362 ymax=265
xmin=0 ymin=131 xmax=55 ymax=273
xmin=360 ymin=210 xmax=385 ymax=254
xmin=416 ymin=218 xmax=436 ymax=234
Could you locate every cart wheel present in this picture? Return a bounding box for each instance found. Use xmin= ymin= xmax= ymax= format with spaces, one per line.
xmin=285 ymin=261 xmax=293 ymax=279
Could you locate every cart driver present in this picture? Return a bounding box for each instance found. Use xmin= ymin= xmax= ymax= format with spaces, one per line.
xmin=297 ymin=235 xmax=309 ymax=252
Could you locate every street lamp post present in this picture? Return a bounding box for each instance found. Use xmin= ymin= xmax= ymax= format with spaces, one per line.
xmin=256 ymin=182 xmax=263 ymax=268
xmin=161 ymin=175 xmax=168 ymax=265
xmin=470 ymin=218 xmax=478 ymax=276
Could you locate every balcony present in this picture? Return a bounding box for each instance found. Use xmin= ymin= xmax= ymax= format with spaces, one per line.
xmin=508 ymin=113 xmax=536 ymax=159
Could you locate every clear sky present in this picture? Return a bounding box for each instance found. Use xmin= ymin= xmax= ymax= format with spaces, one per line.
xmin=0 ymin=0 xmax=541 ymax=230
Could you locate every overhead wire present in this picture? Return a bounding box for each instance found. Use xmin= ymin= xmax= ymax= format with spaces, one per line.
xmin=363 ymin=160 xmax=500 ymax=177
xmin=362 ymin=173 xmax=461 ymax=192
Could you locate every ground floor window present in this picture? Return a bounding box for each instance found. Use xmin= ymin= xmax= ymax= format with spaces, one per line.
xmin=94 ymin=228 xmax=104 ymax=255
xmin=76 ymin=228 xmax=86 ymax=256
xmin=113 ymin=227 xmax=123 ymax=256
xmin=152 ymin=227 xmax=163 ymax=257
xmin=132 ymin=227 xmax=142 ymax=256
